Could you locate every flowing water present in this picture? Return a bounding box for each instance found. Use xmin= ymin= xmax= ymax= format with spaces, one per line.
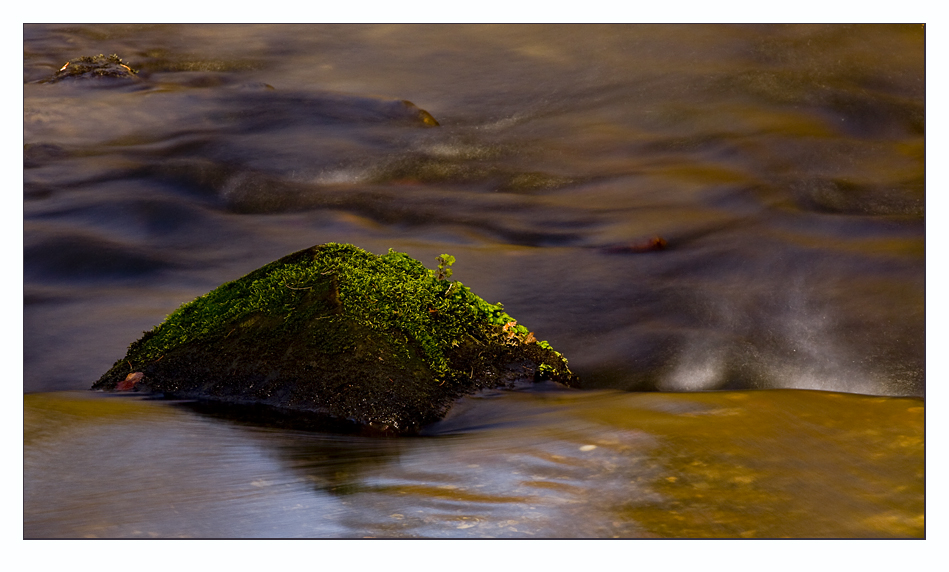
xmin=22 ymin=24 xmax=925 ymax=538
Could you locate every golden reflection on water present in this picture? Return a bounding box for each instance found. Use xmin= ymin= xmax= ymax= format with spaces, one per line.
xmin=23 ymin=388 xmax=922 ymax=538
xmin=563 ymin=389 xmax=925 ymax=538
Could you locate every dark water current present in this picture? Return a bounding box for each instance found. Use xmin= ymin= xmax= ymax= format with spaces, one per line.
xmin=23 ymin=24 xmax=925 ymax=538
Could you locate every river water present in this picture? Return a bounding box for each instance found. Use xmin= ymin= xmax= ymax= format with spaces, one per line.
xmin=23 ymin=24 xmax=925 ymax=538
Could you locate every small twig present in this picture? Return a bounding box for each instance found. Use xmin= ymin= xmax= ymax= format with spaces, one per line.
xmin=284 ymin=282 xmax=312 ymax=290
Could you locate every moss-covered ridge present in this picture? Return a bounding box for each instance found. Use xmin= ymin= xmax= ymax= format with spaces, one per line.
xmin=93 ymin=243 xmax=576 ymax=433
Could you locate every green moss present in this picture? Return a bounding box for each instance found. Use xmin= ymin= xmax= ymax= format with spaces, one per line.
xmin=94 ymin=243 xmax=575 ymax=432
xmin=126 ymin=244 xmax=545 ymax=378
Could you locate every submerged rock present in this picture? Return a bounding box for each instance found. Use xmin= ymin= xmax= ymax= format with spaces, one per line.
xmin=36 ymin=54 xmax=438 ymax=127
xmin=42 ymin=54 xmax=139 ymax=83
xmin=92 ymin=243 xmax=577 ymax=433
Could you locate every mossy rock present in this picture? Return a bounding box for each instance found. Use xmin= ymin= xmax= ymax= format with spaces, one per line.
xmin=92 ymin=243 xmax=577 ymax=433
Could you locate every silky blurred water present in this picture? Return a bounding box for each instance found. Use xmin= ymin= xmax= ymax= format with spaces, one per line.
xmin=22 ymin=24 xmax=925 ymax=538
xmin=24 ymin=388 xmax=923 ymax=538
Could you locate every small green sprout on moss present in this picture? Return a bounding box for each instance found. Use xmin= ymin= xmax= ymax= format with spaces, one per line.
xmin=435 ymin=254 xmax=455 ymax=281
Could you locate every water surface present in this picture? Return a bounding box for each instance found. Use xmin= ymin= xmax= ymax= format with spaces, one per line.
xmin=24 ymin=23 xmax=925 ymax=396
xmin=24 ymin=388 xmax=923 ymax=538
